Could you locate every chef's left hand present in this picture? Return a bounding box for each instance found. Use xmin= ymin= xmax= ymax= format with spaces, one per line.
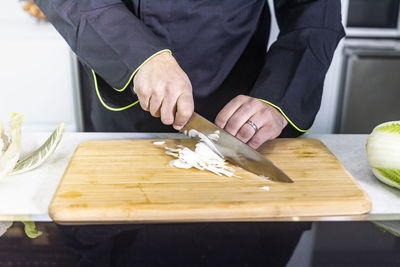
xmin=215 ymin=95 xmax=287 ymax=149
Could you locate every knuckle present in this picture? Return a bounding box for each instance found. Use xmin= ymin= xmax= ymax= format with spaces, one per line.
xmin=152 ymin=86 xmax=164 ymax=98
xmin=166 ymin=87 xmax=175 ymax=96
xmin=139 ymin=89 xmax=150 ymax=98
xmin=215 ymin=116 xmax=225 ymax=126
xmin=250 ymin=137 xmax=263 ymax=148
xmin=225 ymin=121 xmax=241 ymax=132
xmin=179 ymin=109 xmax=192 ymax=119
xmin=253 ymin=133 xmax=267 ymax=145
xmin=281 ymin=118 xmax=288 ymax=128
xmin=152 ymin=90 xmax=161 ymax=98
xmin=236 ymin=94 xmax=246 ymax=101
xmin=165 ymin=83 xmax=176 ymax=94
xmin=242 ymin=103 xmax=253 ymax=113
xmin=250 ymin=98 xmax=260 ymax=105
xmin=183 ymin=80 xmax=192 ymax=89
xmin=273 ymin=126 xmax=283 ymax=136
xmin=272 ymin=131 xmax=281 ymax=139
xmin=237 ymin=128 xmax=253 ymax=140
xmin=185 ymin=82 xmax=193 ymax=92
xmin=262 ymin=108 xmax=272 ymax=118
xmin=139 ymin=94 xmax=149 ymax=103
xmin=263 ymin=121 xmax=273 ymax=131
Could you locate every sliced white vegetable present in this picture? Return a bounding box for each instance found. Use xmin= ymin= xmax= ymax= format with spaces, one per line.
xmin=366 ymin=121 xmax=400 ymax=189
xmin=260 ymin=186 xmax=270 ymax=191
xmin=164 ymin=136 xmax=238 ymax=177
xmin=165 ymin=151 xmax=179 ymax=158
xmin=194 ymin=142 xmax=223 ymax=162
xmin=153 ymin=141 xmax=165 ymax=145
xmin=165 ymin=146 xmax=181 ymax=153
xmin=208 ymin=130 xmax=220 ymax=141
xmin=188 ymin=129 xmax=223 ymax=158
xmin=169 ymin=159 xmax=192 ymax=169
xmin=259 ymin=174 xmax=270 ymax=180
xmin=0 ymin=113 xmax=24 ymax=180
xmin=11 ymin=122 xmax=65 ymax=175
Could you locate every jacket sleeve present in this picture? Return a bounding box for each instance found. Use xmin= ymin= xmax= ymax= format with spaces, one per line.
xmin=34 ymin=0 xmax=171 ymax=110
xmin=250 ymin=0 xmax=345 ymax=136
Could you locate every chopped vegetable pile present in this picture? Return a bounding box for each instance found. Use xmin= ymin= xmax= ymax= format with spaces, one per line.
xmin=163 ymin=129 xmax=239 ymax=177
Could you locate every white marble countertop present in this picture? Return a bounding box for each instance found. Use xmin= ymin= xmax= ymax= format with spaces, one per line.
xmin=0 ymin=133 xmax=399 ymax=222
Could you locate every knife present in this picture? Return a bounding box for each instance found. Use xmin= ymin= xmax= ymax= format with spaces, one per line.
xmin=180 ymin=113 xmax=293 ymax=183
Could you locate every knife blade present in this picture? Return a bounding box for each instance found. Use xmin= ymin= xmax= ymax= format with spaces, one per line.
xmin=180 ymin=113 xmax=293 ymax=183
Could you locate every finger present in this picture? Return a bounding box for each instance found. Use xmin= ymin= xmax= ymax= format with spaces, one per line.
xmin=215 ymin=95 xmax=247 ymax=128
xmin=173 ymin=93 xmax=194 ymax=130
xmin=247 ymin=126 xmax=275 ymax=149
xmin=224 ymin=103 xmax=256 ymax=136
xmin=133 ymin=86 xmax=150 ymax=111
xmin=236 ymin=113 xmax=264 ymax=143
xmin=137 ymin=95 xmax=150 ymax=111
xmin=149 ymin=93 xmax=163 ymax=118
xmin=160 ymin=92 xmax=179 ymax=125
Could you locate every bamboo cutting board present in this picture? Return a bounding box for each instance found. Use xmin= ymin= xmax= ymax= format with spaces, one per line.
xmin=49 ymin=139 xmax=371 ymax=223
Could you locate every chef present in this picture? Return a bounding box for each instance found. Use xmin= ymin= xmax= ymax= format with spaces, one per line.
xmin=35 ymin=0 xmax=344 ymax=266
xmin=35 ymin=0 xmax=344 ymax=148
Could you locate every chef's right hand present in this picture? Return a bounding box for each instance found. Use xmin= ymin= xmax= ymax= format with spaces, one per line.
xmin=133 ymin=51 xmax=194 ymax=130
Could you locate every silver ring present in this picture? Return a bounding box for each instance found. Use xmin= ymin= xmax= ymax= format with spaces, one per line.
xmin=246 ymin=120 xmax=259 ymax=132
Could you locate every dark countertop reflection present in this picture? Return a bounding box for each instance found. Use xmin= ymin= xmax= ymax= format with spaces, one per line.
xmin=0 ymin=221 xmax=399 ymax=267
xmin=0 ymin=222 xmax=78 ymax=267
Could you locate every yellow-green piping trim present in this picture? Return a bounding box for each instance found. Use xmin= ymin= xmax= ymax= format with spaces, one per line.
xmin=92 ymin=69 xmax=139 ymax=111
xmin=259 ymin=99 xmax=310 ymax=133
xmin=111 ymin=49 xmax=172 ymax=92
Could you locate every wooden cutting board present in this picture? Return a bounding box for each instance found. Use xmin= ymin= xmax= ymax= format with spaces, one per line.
xmin=49 ymin=138 xmax=371 ymax=223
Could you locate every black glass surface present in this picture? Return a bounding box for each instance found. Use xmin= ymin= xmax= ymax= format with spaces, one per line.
xmin=0 ymin=221 xmax=399 ymax=267
xmin=348 ymin=0 xmax=400 ymax=28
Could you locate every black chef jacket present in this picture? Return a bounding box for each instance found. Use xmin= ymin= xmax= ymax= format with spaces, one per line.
xmin=35 ymin=0 xmax=345 ymax=135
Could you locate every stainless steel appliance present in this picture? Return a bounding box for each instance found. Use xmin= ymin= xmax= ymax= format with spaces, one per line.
xmin=336 ymin=40 xmax=400 ymax=133
xmin=346 ymin=0 xmax=400 ymax=38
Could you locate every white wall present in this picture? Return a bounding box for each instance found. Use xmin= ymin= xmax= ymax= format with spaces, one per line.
xmin=0 ymin=1 xmax=81 ymax=132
